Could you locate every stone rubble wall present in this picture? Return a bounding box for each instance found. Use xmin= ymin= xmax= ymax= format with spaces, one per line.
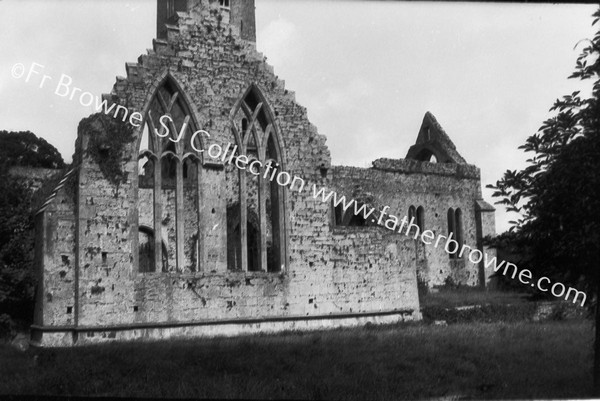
xmin=331 ymin=161 xmax=485 ymax=287
xmin=34 ymin=0 xmax=421 ymax=343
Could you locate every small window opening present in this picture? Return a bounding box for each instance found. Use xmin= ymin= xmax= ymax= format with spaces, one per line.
xmin=167 ymin=0 xmax=175 ymax=18
xmin=447 ymin=208 xmax=463 ymax=259
xmin=333 ymin=201 xmax=367 ymax=227
xmin=219 ymin=0 xmax=230 ymax=10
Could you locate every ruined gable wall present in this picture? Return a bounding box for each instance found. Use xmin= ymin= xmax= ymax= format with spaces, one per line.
xmin=33 ymin=174 xmax=77 ymax=341
xmin=72 ymin=120 xmax=138 ymax=328
xmin=331 ymin=158 xmax=484 ymax=287
xmin=64 ymin=0 xmax=419 ymax=337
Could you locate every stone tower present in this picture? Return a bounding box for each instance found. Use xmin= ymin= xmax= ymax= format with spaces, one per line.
xmin=157 ymin=0 xmax=256 ymax=42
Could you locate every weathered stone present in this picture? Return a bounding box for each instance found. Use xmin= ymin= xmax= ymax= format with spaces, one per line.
xmin=29 ymin=0 xmax=494 ymax=346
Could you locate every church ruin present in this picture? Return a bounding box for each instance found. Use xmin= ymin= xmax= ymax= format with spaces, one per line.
xmin=31 ymin=0 xmax=496 ymax=346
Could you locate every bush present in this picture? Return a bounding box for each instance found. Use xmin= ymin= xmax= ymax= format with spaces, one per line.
xmin=0 ymin=314 xmax=16 ymax=340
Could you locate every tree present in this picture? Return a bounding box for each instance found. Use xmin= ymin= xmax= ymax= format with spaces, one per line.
xmin=488 ymin=7 xmax=600 ymax=394
xmin=0 ymin=130 xmax=65 ymax=169
xmin=0 ymin=131 xmax=65 ymax=337
xmin=0 ymin=170 xmax=36 ymax=337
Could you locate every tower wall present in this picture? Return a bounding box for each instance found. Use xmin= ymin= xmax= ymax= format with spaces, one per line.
xmin=157 ymin=0 xmax=256 ymax=42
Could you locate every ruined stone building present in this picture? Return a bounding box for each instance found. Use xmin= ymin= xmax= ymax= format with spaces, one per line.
xmin=31 ymin=0 xmax=495 ymax=346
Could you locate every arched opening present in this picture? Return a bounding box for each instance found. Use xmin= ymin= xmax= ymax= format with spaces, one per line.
xmin=138 ymin=226 xmax=168 ymax=273
xmin=447 ymin=207 xmax=463 ymax=259
xmin=416 ymin=206 xmax=425 ymax=231
xmin=455 ymin=208 xmax=463 ymax=249
xmin=228 ymin=84 xmax=286 ymax=273
xmin=333 ymin=202 xmax=368 ymax=227
xmin=408 ymin=205 xmax=417 ymax=235
xmin=137 ymin=75 xmax=202 ymax=273
xmin=415 ymin=148 xmax=439 ymax=163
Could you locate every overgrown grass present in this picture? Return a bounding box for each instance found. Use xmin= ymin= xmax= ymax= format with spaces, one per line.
xmin=0 ymin=320 xmax=593 ymax=399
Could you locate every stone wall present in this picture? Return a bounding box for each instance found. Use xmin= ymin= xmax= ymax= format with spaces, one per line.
xmin=331 ymin=158 xmax=485 ymax=288
xmin=32 ymin=170 xmax=77 ymax=338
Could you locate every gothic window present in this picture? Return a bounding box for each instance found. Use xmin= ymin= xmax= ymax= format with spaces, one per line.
xmin=408 ymin=205 xmax=417 ymax=235
xmin=332 ymin=201 xmax=368 ymax=227
xmin=416 ymin=206 xmax=425 ymax=231
xmin=137 ymin=76 xmax=202 ymax=273
xmin=447 ymin=207 xmax=463 ymax=259
xmin=219 ymin=0 xmax=230 ymax=10
xmin=228 ymin=84 xmax=285 ymax=273
xmin=455 ymin=208 xmax=464 ymax=249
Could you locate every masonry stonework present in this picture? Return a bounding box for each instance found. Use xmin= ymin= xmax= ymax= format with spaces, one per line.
xmin=31 ymin=0 xmax=494 ymax=346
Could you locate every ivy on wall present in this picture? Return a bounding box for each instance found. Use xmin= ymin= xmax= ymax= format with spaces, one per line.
xmin=80 ymin=112 xmax=135 ymax=187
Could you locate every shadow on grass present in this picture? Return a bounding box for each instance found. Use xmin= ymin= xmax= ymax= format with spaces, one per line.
xmin=0 ymin=320 xmax=594 ymax=399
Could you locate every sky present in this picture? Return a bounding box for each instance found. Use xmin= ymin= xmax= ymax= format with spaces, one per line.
xmin=0 ymin=0 xmax=597 ymax=234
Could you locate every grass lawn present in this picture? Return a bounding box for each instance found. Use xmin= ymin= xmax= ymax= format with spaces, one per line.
xmin=0 ymin=320 xmax=593 ymax=400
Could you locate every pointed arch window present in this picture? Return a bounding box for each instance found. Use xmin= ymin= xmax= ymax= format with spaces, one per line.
xmin=416 ymin=206 xmax=425 ymax=231
xmin=333 ymin=201 xmax=368 ymax=227
xmin=447 ymin=207 xmax=463 ymax=259
xmin=408 ymin=205 xmax=417 ymax=235
xmin=228 ymin=85 xmax=286 ymax=273
xmin=137 ymin=76 xmax=203 ymax=273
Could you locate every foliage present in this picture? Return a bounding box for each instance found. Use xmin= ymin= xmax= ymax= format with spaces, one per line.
xmin=0 ymin=131 xmax=65 ymax=169
xmin=82 ymin=113 xmax=135 ymax=187
xmin=0 ymin=169 xmax=36 ymax=336
xmin=0 ymin=130 xmax=64 ymax=337
xmin=483 ymin=232 xmax=538 ymax=294
xmin=0 ymin=314 xmax=16 ymax=339
xmin=487 ymin=8 xmax=600 ymax=301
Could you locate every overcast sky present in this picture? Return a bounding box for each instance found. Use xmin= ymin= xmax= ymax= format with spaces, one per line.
xmin=0 ymin=1 xmax=596 ymax=233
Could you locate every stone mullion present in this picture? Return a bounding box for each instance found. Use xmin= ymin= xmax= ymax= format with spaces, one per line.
xmin=196 ymin=160 xmax=204 ymax=271
xmin=239 ymin=160 xmax=248 ymax=272
xmin=257 ymin=132 xmax=268 ymax=272
xmin=154 ymin=154 xmax=163 ymax=272
xmin=258 ymin=170 xmax=267 ymax=272
xmin=175 ymin=159 xmax=185 ymax=272
xmin=278 ymin=184 xmax=286 ymax=272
